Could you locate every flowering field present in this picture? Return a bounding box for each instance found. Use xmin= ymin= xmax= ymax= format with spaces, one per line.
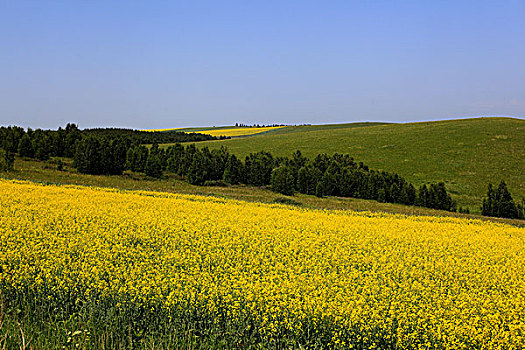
xmin=197 ymin=126 xmax=285 ymax=137
xmin=143 ymin=126 xmax=285 ymax=136
xmin=1 ymin=179 xmax=525 ymax=348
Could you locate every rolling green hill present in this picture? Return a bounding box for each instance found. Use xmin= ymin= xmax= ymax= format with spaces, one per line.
xmin=162 ymin=117 xmax=524 ymax=212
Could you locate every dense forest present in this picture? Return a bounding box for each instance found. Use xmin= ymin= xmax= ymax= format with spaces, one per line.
xmin=2 ymin=123 xmax=524 ymax=219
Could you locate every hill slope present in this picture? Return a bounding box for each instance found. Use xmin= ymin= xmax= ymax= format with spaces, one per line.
xmin=179 ymin=117 xmax=524 ymax=211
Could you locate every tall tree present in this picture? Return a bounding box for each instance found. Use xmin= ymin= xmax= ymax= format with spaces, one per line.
xmin=495 ymin=181 xmax=519 ymax=218
xmin=17 ymin=134 xmax=34 ymax=158
xmin=74 ymin=136 xmax=102 ymax=174
xmin=271 ymin=166 xmax=295 ymax=196
xmin=145 ymin=153 xmax=163 ymax=178
xmin=223 ymin=154 xmax=244 ymax=185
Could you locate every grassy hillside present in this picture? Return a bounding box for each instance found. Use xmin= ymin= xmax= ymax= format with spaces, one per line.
xmin=168 ymin=117 xmax=525 ymax=212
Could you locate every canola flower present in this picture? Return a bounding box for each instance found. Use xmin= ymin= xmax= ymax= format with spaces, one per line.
xmin=1 ymin=179 xmax=525 ymax=348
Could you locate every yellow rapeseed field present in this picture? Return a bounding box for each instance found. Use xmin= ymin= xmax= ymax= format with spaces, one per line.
xmin=195 ymin=126 xmax=285 ymax=137
xmin=142 ymin=128 xmax=183 ymax=132
xmin=1 ymin=179 xmax=524 ymax=348
xmin=141 ymin=126 xmax=285 ymax=136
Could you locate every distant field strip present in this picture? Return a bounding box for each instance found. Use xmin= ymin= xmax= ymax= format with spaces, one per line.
xmin=142 ymin=127 xmax=184 ymax=132
xmin=2 ymin=179 xmax=525 ymax=348
xmin=198 ymin=126 xmax=287 ymax=137
xmin=142 ymin=126 xmax=286 ymax=136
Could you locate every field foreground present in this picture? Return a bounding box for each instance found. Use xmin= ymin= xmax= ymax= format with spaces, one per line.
xmin=1 ymin=179 xmax=525 ymax=349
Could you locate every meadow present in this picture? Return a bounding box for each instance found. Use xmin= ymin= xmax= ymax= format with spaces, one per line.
xmin=165 ymin=117 xmax=525 ymax=211
xmin=2 ymin=178 xmax=525 ymax=348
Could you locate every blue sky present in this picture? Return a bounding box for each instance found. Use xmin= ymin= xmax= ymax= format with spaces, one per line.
xmin=1 ymin=1 xmax=524 ymax=129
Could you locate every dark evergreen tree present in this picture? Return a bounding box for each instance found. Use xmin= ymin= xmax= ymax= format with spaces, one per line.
xmin=315 ymin=182 xmax=324 ymax=198
xmin=17 ymin=134 xmax=34 ymax=158
xmin=187 ymin=151 xmax=207 ymax=185
xmin=166 ymin=143 xmax=185 ymax=174
xmin=312 ymin=154 xmax=331 ymax=174
xmin=428 ymin=182 xmax=456 ymax=211
xmin=377 ymin=188 xmax=386 ymax=203
xmin=297 ymin=166 xmax=321 ymax=195
xmin=100 ymin=138 xmax=128 ymax=175
xmin=271 ymin=166 xmax=295 ymax=196
xmin=126 ymin=145 xmax=149 ymax=173
xmin=223 ymin=154 xmax=244 ymax=185
xmin=495 ymin=181 xmax=519 ymax=218
xmin=64 ymin=127 xmax=82 ymax=158
xmin=3 ymin=150 xmax=14 ymax=170
xmin=52 ymin=128 xmax=66 ymax=157
xmin=390 ymin=183 xmax=401 ymax=203
xmin=180 ymin=144 xmax=197 ymax=176
xmin=210 ymin=147 xmax=229 ymax=180
xmin=74 ymin=136 xmax=102 ymax=174
xmin=321 ymin=172 xmax=338 ymax=196
xmin=34 ymin=134 xmax=50 ymax=161
xmin=405 ymin=184 xmax=417 ymax=205
xmin=417 ymin=185 xmax=429 ymax=207
xmin=244 ymin=151 xmax=274 ymax=186
xmin=145 ymin=153 xmax=163 ymax=178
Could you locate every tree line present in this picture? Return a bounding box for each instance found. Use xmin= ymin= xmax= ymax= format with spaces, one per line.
xmin=0 ymin=123 xmax=222 ymax=164
xmin=123 ymin=144 xmax=458 ymax=212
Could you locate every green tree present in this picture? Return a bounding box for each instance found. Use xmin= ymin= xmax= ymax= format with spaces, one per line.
xmin=377 ymin=188 xmax=386 ymax=203
xmin=315 ymin=182 xmax=324 ymax=198
xmin=244 ymin=151 xmax=274 ymax=186
xmin=0 ymin=149 xmax=14 ymax=171
xmin=34 ymin=135 xmax=50 ymax=161
xmin=297 ymin=166 xmax=321 ymax=195
xmin=495 ymin=181 xmax=519 ymax=218
xmin=187 ymin=151 xmax=207 ymax=185
xmin=271 ymin=166 xmax=295 ymax=196
xmin=166 ymin=143 xmax=185 ymax=174
xmin=223 ymin=154 xmax=244 ymax=185
xmin=417 ymin=185 xmax=429 ymax=207
xmin=17 ymin=134 xmax=35 ymax=158
xmin=145 ymin=153 xmax=163 ymax=178
xmin=74 ymin=136 xmax=102 ymax=174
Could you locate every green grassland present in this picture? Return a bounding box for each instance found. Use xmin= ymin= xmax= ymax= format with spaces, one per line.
xmin=165 ymin=117 xmax=524 ymax=212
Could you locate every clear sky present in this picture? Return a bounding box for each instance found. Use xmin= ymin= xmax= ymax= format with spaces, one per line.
xmin=1 ymin=1 xmax=524 ymax=129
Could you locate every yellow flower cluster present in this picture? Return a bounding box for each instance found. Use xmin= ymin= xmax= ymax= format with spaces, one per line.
xmin=1 ymin=179 xmax=524 ymax=348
